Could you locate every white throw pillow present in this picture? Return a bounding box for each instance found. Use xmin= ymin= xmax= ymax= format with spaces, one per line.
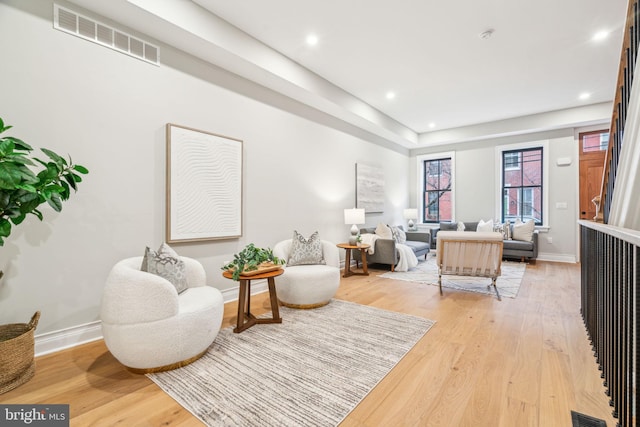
xmin=512 ymin=219 xmax=535 ymax=242
xmin=476 ymin=219 xmax=494 ymax=232
xmin=375 ymin=223 xmax=393 ymax=239
xmin=456 ymin=221 xmax=466 ymax=231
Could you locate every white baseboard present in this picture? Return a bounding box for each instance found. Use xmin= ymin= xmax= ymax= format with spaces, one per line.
xmin=35 ymin=320 xmax=103 ymax=357
xmin=35 ymin=282 xmax=271 ymax=357
xmin=536 ymin=252 xmax=577 ymax=263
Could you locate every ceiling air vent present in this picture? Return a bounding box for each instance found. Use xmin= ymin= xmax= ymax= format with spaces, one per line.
xmin=53 ymin=4 xmax=160 ymax=66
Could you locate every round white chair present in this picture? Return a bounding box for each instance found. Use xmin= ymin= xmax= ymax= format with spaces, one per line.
xmin=273 ymin=239 xmax=340 ymax=308
xmin=101 ymin=256 xmax=224 ymax=373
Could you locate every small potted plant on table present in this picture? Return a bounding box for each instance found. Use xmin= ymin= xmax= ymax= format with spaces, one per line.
xmin=222 ymin=243 xmax=285 ymax=281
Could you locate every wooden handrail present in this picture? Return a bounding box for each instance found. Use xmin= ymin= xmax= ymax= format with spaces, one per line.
xmin=600 ymin=0 xmax=639 ymax=222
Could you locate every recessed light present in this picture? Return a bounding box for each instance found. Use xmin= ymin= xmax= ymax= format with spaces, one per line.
xmin=428 ymin=123 xmax=436 ymax=129
xmin=592 ymin=30 xmax=609 ymax=41
xmin=579 ymin=92 xmax=591 ymax=100
xmin=306 ymin=34 xmax=319 ymax=46
xmin=386 ymin=91 xmax=396 ymax=100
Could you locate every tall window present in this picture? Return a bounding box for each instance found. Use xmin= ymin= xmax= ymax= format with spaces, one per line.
xmin=423 ymin=157 xmax=452 ymax=222
xmin=502 ymin=147 xmax=543 ymax=224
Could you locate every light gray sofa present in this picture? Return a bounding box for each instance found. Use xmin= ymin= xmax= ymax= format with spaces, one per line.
xmin=352 ymin=225 xmax=431 ymax=271
xmin=429 ymin=221 xmax=538 ymax=262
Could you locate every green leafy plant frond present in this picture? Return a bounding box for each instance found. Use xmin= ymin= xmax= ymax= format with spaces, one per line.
xmin=0 ymin=117 xmax=89 ymax=246
xmin=221 ymin=243 xmax=285 ymax=281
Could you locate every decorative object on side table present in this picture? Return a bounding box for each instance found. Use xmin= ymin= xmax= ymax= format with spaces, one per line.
xmin=221 ymin=243 xmax=285 ymax=281
xmin=403 ymin=208 xmax=418 ymax=231
xmin=344 ymin=208 xmax=365 ymax=245
xmin=0 ymin=117 xmax=88 ymax=394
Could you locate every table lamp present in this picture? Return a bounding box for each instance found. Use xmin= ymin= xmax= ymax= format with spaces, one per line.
xmin=344 ymin=208 xmax=365 ymax=245
xmin=403 ymin=208 xmax=418 ymax=231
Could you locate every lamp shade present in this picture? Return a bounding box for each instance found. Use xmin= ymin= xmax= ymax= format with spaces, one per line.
xmin=344 ymin=208 xmax=365 ymax=225
xmin=403 ymin=209 xmax=418 ymax=220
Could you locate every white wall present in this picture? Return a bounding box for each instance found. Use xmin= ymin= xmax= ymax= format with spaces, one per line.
xmin=0 ymin=1 xmax=410 ymax=333
xmin=410 ymin=128 xmax=582 ymax=262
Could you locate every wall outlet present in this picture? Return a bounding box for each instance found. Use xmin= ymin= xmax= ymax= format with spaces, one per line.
xmin=547 ymin=236 xmax=553 ymax=244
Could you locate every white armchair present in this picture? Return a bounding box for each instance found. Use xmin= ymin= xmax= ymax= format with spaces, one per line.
xmin=101 ymin=256 xmax=224 ymax=373
xmin=273 ymin=240 xmax=340 ymax=308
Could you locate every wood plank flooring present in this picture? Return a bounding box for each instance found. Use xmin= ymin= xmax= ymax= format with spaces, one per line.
xmin=0 ymin=260 xmax=616 ymax=426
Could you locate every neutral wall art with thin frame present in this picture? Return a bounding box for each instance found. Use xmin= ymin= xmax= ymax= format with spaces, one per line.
xmin=356 ymin=163 xmax=384 ymax=213
xmin=166 ymin=123 xmax=243 ymax=243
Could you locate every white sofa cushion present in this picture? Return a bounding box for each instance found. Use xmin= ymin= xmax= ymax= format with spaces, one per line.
xmin=375 ymin=223 xmax=393 ymax=239
xmin=512 ymin=219 xmax=535 ymax=242
xmin=476 ymin=219 xmax=494 ymax=232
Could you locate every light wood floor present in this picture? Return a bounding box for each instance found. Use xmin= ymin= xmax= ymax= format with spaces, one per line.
xmin=0 ymin=260 xmax=615 ymax=426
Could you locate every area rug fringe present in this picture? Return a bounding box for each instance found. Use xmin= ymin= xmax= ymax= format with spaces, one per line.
xmin=148 ymin=299 xmax=435 ymax=427
xmin=379 ymin=255 xmax=526 ymax=299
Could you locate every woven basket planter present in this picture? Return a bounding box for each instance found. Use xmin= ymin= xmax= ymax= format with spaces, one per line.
xmin=0 ymin=311 xmax=40 ymax=394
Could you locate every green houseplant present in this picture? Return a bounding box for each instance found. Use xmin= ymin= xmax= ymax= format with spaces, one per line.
xmin=0 ymin=117 xmax=88 ymax=394
xmin=0 ymin=117 xmax=88 ymax=251
xmin=221 ymin=243 xmax=285 ymax=281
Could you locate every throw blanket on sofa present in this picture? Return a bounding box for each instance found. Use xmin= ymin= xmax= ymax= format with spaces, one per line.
xmin=395 ymin=243 xmax=418 ymax=272
xmin=359 ymin=234 xmax=418 ymax=272
xmin=360 ymin=233 xmax=379 ymax=253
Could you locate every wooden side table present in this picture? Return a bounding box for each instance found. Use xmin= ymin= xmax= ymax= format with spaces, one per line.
xmin=336 ymin=243 xmax=371 ymax=278
xmin=222 ymin=268 xmax=284 ymax=333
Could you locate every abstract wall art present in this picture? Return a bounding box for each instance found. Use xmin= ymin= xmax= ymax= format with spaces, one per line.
xmin=166 ymin=123 xmax=243 ymax=242
xmin=356 ymin=163 xmax=384 ymax=213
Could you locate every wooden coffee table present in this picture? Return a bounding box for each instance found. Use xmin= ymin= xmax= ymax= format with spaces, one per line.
xmin=222 ymin=268 xmax=284 ymax=333
xmin=336 ymin=243 xmax=371 ymax=278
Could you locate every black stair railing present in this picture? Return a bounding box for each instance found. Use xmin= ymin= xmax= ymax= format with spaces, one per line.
xmin=580 ymin=221 xmax=639 ymax=427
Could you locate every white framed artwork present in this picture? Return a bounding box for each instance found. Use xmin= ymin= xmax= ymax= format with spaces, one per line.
xmin=166 ymin=123 xmax=243 ymax=242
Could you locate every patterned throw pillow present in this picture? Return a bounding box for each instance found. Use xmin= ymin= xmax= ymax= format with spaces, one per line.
xmin=141 ymin=243 xmax=188 ymax=293
xmin=288 ymin=231 xmax=326 ymax=266
xmin=390 ymin=226 xmax=407 ymax=244
xmin=503 ymin=221 xmax=512 ymax=240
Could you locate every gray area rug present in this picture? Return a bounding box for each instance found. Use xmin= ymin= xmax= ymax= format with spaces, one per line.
xmin=380 ymin=254 xmax=526 ymax=298
xmin=148 ymin=299 xmax=435 ymax=426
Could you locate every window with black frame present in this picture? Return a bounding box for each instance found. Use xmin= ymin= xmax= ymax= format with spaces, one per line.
xmin=502 ymin=147 xmax=543 ymax=225
xmin=423 ymin=157 xmax=452 ymax=223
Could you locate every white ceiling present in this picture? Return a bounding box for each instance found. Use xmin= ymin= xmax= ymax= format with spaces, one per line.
xmin=69 ymin=0 xmax=628 ymax=149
